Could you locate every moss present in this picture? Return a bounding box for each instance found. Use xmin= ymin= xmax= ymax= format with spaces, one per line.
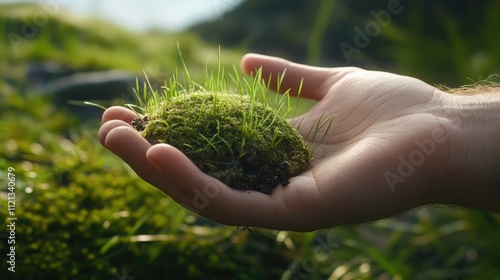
xmin=132 ymin=91 xmax=311 ymax=194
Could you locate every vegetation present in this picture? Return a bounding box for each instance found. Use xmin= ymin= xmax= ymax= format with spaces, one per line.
xmin=0 ymin=90 xmax=296 ymax=280
xmin=127 ymin=58 xmax=317 ymax=194
xmin=1 ymin=2 xmax=499 ymax=279
xmin=192 ymin=0 xmax=500 ymax=86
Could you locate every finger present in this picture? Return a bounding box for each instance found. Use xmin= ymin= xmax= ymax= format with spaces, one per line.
xmin=100 ymin=123 xmax=192 ymax=205
xmin=98 ymin=119 xmax=132 ymax=145
xmin=103 ymin=126 xmax=169 ymax=188
xmin=146 ymin=144 xmax=234 ymax=215
xmin=99 ymin=120 xmax=288 ymax=229
xmin=147 ymin=144 xmax=311 ymax=230
xmin=102 ymin=106 xmax=139 ymax=124
xmin=240 ymin=53 xmax=332 ymax=101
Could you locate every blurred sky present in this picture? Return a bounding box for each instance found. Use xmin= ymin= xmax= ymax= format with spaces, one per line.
xmin=2 ymin=0 xmax=244 ymax=32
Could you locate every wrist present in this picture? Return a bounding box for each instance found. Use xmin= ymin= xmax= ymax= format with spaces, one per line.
xmin=439 ymin=89 xmax=500 ymax=211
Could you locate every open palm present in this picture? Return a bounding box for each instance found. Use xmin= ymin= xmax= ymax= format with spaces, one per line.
xmin=99 ymin=54 xmax=454 ymax=231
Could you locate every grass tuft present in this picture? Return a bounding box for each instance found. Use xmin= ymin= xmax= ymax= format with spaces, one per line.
xmin=124 ymin=49 xmax=331 ymax=194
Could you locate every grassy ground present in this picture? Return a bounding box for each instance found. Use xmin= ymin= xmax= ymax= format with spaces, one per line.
xmin=1 ymin=3 xmax=500 ymax=279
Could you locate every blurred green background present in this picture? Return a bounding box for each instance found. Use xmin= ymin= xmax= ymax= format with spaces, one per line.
xmin=1 ymin=0 xmax=500 ymax=279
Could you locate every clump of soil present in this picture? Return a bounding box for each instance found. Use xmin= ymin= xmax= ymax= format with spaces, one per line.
xmin=131 ymin=91 xmax=311 ymax=195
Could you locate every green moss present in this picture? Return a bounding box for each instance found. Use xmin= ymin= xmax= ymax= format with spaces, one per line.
xmin=133 ymin=91 xmax=312 ymax=194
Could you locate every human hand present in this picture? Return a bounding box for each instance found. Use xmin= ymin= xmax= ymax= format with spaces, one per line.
xmin=98 ymin=54 xmax=498 ymax=231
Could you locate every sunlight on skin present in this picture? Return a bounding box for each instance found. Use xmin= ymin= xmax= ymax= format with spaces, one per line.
xmin=99 ymin=53 xmax=500 ymax=231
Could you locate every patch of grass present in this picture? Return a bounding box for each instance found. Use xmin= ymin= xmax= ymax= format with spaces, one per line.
xmin=127 ymin=51 xmax=325 ymax=194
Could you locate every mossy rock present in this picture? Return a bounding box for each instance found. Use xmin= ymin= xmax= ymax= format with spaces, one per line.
xmin=131 ymin=91 xmax=311 ymax=194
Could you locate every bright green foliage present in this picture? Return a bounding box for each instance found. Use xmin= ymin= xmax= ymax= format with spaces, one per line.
xmin=138 ymin=91 xmax=311 ymax=194
xmin=0 ymin=92 xmax=294 ymax=280
xmin=130 ymin=55 xmax=313 ymax=194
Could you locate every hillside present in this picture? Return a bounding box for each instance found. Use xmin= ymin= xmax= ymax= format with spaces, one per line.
xmin=191 ymin=0 xmax=500 ymax=86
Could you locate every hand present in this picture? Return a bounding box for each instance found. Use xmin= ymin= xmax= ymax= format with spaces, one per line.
xmin=98 ymin=54 xmax=495 ymax=231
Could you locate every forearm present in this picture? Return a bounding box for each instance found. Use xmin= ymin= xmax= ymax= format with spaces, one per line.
xmin=440 ymin=88 xmax=500 ymax=211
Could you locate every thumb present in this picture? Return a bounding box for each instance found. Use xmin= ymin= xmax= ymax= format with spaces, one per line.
xmin=240 ymin=53 xmax=332 ymax=101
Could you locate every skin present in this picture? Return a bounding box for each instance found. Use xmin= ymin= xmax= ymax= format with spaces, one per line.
xmin=98 ymin=53 xmax=500 ymax=232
